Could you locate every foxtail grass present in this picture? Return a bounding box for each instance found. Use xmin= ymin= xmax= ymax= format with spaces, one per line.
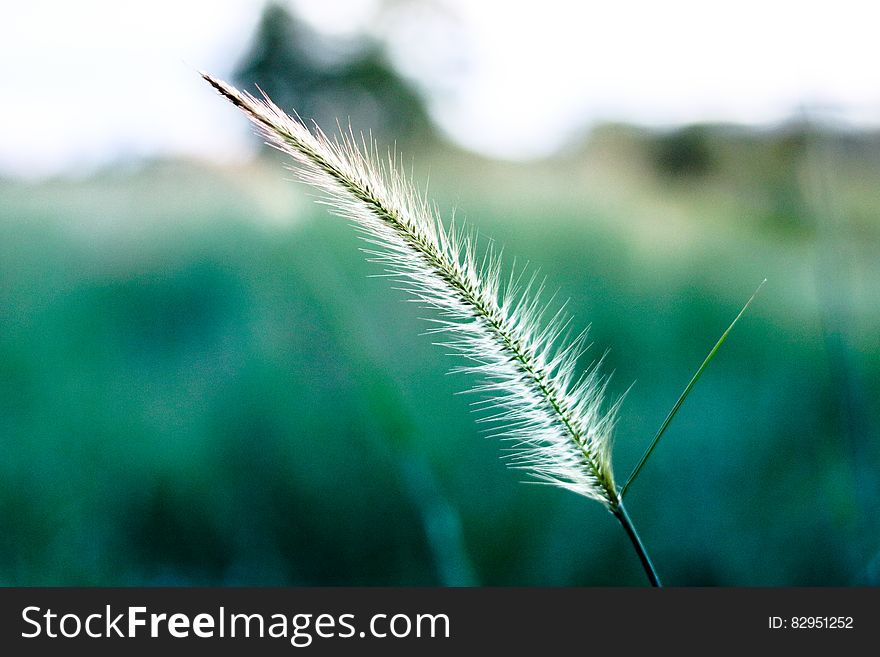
xmin=202 ymin=72 xmax=761 ymax=586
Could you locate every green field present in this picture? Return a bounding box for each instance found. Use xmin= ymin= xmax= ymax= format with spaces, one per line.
xmin=1 ymin=129 xmax=878 ymax=585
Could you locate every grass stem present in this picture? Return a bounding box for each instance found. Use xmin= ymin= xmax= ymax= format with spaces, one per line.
xmin=613 ymin=501 xmax=662 ymax=587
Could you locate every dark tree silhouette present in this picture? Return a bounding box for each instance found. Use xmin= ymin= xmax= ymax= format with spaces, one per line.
xmin=234 ymin=2 xmax=433 ymax=145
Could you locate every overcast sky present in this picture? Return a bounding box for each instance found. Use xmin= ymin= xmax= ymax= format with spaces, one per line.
xmin=1 ymin=0 xmax=879 ymax=178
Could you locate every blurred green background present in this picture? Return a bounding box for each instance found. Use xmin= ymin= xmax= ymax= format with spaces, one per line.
xmin=1 ymin=2 xmax=879 ymax=586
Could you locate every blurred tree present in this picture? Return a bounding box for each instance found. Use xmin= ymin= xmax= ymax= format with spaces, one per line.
xmin=651 ymin=125 xmax=716 ymax=178
xmin=233 ymin=1 xmax=434 ymax=145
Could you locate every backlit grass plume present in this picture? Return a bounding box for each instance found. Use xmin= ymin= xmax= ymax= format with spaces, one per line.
xmin=202 ymin=73 xmax=664 ymax=584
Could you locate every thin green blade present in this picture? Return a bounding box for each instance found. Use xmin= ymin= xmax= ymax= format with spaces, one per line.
xmin=619 ymin=279 xmax=766 ymax=499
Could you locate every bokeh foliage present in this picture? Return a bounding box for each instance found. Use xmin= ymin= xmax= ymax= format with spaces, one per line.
xmin=1 ymin=122 xmax=878 ymax=585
